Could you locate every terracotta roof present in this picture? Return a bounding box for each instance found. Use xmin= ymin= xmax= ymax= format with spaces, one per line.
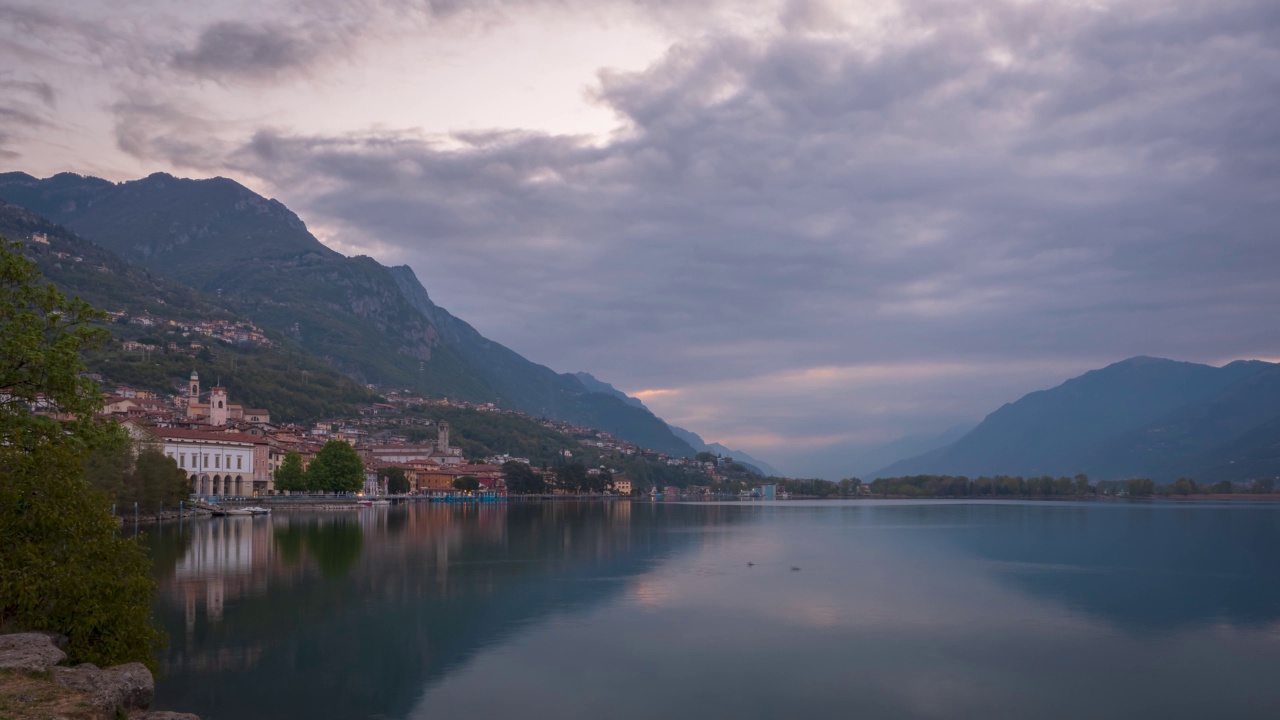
xmin=149 ymin=427 xmax=268 ymax=444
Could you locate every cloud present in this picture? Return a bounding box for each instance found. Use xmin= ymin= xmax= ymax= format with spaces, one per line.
xmin=8 ymin=0 xmax=1280 ymax=476
xmin=171 ymin=21 xmax=327 ymax=80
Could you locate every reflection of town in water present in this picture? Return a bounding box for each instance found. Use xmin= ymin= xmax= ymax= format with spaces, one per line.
xmin=144 ymin=500 xmax=718 ymax=718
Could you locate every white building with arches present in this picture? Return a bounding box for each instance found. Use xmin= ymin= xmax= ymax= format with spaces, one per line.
xmin=151 ymin=427 xmax=270 ymax=497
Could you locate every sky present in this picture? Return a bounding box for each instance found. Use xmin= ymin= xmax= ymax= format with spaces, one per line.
xmin=2 ymin=0 xmax=1279 ymax=478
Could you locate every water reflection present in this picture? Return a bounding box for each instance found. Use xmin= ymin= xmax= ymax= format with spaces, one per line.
xmin=144 ymin=501 xmax=1280 ymax=720
xmin=144 ymin=502 xmax=732 ymax=720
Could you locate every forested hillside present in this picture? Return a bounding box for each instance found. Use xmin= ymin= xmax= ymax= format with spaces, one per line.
xmin=0 ymin=172 xmax=695 ymax=456
xmin=0 ymin=200 xmax=376 ymax=421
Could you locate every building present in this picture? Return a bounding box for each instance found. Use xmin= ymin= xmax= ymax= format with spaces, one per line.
xmin=184 ymin=371 xmax=228 ymax=426
xmin=612 ymin=476 xmax=632 ymax=495
xmin=148 ymin=427 xmax=271 ymax=497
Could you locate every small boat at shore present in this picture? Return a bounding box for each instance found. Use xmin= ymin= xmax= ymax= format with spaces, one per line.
xmin=358 ymin=498 xmax=391 ymax=506
xmin=243 ymin=506 xmax=271 ymax=515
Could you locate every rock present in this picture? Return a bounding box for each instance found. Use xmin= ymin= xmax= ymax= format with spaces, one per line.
xmin=52 ymin=661 xmax=154 ymax=714
xmin=133 ymin=713 xmax=202 ymax=720
xmin=0 ymin=632 xmax=68 ymax=672
xmin=30 ymin=630 xmax=70 ymax=651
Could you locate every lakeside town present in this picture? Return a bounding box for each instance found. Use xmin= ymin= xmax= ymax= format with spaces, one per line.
xmin=98 ymin=370 xmax=767 ymax=502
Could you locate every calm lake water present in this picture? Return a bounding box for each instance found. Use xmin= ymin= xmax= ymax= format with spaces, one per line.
xmin=141 ymin=500 xmax=1280 ymax=720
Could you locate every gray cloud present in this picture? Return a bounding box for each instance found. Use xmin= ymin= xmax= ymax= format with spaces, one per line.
xmin=14 ymin=0 xmax=1280 ymax=476
xmin=172 ymin=22 xmax=325 ymax=79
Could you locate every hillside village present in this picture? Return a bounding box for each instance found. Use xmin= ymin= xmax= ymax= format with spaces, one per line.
xmin=98 ymin=371 xmax=758 ymax=500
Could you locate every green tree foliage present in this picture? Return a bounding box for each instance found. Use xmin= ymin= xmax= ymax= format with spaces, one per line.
xmin=452 ymin=475 xmax=480 ymax=492
xmin=85 ymin=436 xmax=189 ymax=513
xmin=555 ymin=462 xmax=589 ymax=493
xmin=125 ymin=448 xmax=189 ymax=512
xmin=1125 ymin=478 xmax=1156 ymax=497
xmin=777 ymin=478 xmax=841 ymax=497
xmin=1256 ymin=479 xmax=1275 ymax=494
xmin=868 ymin=474 xmax=1100 ymax=498
xmin=595 ymin=467 xmax=613 ymax=493
xmin=307 ymin=440 xmax=364 ymax=493
xmin=88 ymin=343 xmax=375 ymax=424
xmin=1169 ymin=477 xmax=1201 ymax=496
xmin=1210 ymin=480 xmax=1234 ymax=495
xmin=274 ymin=451 xmax=307 ymax=493
xmin=502 ymin=461 xmax=544 ymax=494
xmin=379 ymin=466 xmax=410 ymax=494
xmin=0 ymin=237 xmax=164 ymax=669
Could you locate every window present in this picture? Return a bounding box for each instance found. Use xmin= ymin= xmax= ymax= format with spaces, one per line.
xmin=179 ymin=453 xmax=186 ymax=467
xmin=203 ymin=454 xmax=209 ymax=467
xmin=237 ymin=456 xmax=242 ymax=470
xmin=215 ymin=455 xmax=220 ymax=469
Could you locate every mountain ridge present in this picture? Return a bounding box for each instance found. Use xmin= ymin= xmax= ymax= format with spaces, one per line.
xmin=0 ymin=171 xmax=696 ymax=457
xmin=875 ymin=356 xmax=1280 ymax=482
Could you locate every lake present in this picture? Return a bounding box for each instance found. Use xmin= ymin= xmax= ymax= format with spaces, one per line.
xmin=142 ymin=500 xmax=1280 ymax=719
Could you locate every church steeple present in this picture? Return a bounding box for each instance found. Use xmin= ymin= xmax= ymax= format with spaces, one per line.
xmin=188 ymin=370 xmax=200 ymax=399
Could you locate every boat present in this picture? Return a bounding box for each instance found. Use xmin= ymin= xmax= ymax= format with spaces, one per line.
xmin=221 ymin=508 xmax=254 ymax=516
xmin=243 ymin=506 xmax=272 ymax=515
xmin=358 ymin=498 xmax=391 ymax=506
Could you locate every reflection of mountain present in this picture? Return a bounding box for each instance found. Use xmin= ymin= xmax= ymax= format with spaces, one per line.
xmin=894 ymin=502 xmax=1280 ymax=631
xmin=145 ymin=503 xmax=739 ymax=720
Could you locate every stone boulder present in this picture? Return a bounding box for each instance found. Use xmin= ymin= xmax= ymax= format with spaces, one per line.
xmin=0 ymin=632 xmax=67 ymax=672
xmin=52 ymin=661 xmax=154 ymax=715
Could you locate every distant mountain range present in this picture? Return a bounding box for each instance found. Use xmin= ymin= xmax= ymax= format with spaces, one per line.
xmin=875 ymin=356 xmax=1280 ymax=482
xmin=571 ymin=372 xmax=782 ymax=476
xmin=0 ymin=171 xmax=695 ymax=457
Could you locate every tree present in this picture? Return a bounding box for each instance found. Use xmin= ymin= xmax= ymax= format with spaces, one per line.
xmin=274 ymin=451 xmax=307 ymax=493
xmin=85 ymin=436 xmax=189 ymax=513
xmin=1125 ymin=478 xmax=1155 ymax=497
xmin=1211 ymin=480 xmax=1234 ymax=495
xmin=126 ymin=448 xmax=189 ymax=512
xmin=555 ymin=462 xmax=588 ymax=492
xmin=502 ymin=461 xmax=544 ymax=494
xmin=379 ymin=466 xmax=410 ymax=494
xmin=308 ymin=440 xmax=364 ymax=494
xmin=452 ymin=475 xmax=480 ymax=492
xmin=0 ymin=238 xmax=164 ymax=669
xmin=1170 ymin=477 xmax=1199 ymax=496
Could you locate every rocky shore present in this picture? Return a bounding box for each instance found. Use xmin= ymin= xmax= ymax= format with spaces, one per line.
xmin=0 ymin=633 xmax=197 ymax=720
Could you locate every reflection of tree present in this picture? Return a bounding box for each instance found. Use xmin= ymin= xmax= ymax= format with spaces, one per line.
xmin=273 ymin=524 xmax=305 ymax=566
xmin=139 ymin=523 xmax=194 ymax=583
xmin=308 ymin=520 xmax=363 ymax=578
xmin=272 ymin=517 xmax=364 ymax=579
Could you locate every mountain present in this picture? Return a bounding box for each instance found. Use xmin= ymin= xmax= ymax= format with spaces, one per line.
xmin=386 ymin=267 xmax=694 ymax=456
xmin=833 ymin=425 xmax=975 ymax=479
xmin=571 ymin=372 xmax=645 ymax=409
xmin=875 ymin=357 xmax=1280 ymax=482
xmin=0 ymin=171 xmax=695 ymax=456
xmin=663 ymin=425 xmax=781 ymax=477
xmin=566 ymin=371 xmax=783 ymax=475
xmin=0 ymin=200 xmax=377 ymax=420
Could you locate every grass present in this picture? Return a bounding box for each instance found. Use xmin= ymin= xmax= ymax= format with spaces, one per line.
xmin=0 ymin=670 xmax=99 ymax=720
